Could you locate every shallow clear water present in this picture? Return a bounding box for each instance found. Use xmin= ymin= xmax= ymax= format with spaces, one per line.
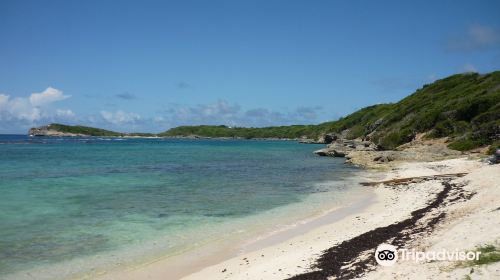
xmin=0 ymin=135 xmax=362 ymax=278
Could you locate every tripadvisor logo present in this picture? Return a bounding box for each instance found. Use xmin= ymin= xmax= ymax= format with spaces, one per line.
xmin=374 ymin=243 xmax=482 ymax=266
xmin=375 ymin=243 xmax=398 ymax=266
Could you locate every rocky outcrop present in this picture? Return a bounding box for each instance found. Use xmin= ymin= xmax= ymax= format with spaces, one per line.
xmin=344 ymin=151 xmax=400 ymax=167
xmin=299 ymin=138 xmax=323 ymax=144
xmin=313 ymin=134 xmax=466 ymax=169
xmin=313 ymin=148 xmax=345 ymax=157
xmin=313 ymin=139 xmax=378 ymax=157
xmin=345 ymin=136 xmax=463 ymax=168
xmin=322 ymin=133 xmax=337 ymax=144
xmin=28 ymin=125 xmax=84 ymax=137
xmin=299 ymin=133 xmax=338 ymax=144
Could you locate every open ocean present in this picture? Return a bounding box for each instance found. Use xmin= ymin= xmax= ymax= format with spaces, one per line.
xmin=0 ymin=135 xmax=365 ymax=279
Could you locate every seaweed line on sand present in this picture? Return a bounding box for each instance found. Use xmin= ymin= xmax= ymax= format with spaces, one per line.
xmin=287 ymin=179 xmax=474 ymax=280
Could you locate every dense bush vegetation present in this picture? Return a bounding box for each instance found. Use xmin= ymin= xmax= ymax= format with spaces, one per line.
xmin=49 ymin=124 xmax=124 ymax=136
xmin=159 ymin=125 xmax=321 ymax=139
xmin=47 ymin=124 xmax=156 ymax=137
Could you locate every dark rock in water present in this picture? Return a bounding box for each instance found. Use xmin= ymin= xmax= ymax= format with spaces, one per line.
xmin=313 ymin=148 xmax=330 ymax=156
xmin=157 ymin=213 xmax=168 ymax=218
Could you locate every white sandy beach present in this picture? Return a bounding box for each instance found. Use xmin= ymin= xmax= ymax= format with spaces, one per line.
xmin=95 ymin=157 xmax=499 ymax=280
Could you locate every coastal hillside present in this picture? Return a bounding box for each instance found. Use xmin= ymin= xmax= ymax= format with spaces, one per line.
xmin=29 ymin=123 xmax=123 ymax=137
xmin=158 ymin=124 xmax=319 ymax=140
xmin=161 ymin=71 xmax=500 ymax=151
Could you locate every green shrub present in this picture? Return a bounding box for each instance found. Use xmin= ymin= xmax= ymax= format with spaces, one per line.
xmin=49 ymin=123 xmax=123 ymax=136
xmin=455 ymin=244 xmax=500 ymax=274
xmin=453 ymin=121 xmax=471 ymax=135
xmin=487 ymin=140 xmax=500 ymax=154
xmin=473 ymin=245 xmax=500 ymax=265
xmin=448 ymin=138 xmax=483 ymax=151
xmin=378 ymin=129 xmax=414 ymax=150
xmin=428 ymin=120 xmax=455 ymax=138
xmin=346 ymin=125 xmax=366 ymax=139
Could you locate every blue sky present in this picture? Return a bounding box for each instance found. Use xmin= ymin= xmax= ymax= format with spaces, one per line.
xmin=1 ymin=0 xmax=499 ymax=133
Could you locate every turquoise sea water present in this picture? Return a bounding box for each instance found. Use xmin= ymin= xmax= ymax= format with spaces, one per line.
xmin=0 ymin=135 xmax=363 ymax=279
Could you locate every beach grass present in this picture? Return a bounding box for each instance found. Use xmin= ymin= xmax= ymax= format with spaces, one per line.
xmin=455 ymin=244 xmax=500 ymax=270
xmin=472 ymin=245 xmax=500 ymax=266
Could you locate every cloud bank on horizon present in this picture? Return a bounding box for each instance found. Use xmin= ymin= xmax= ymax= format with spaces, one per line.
xmin=0 ymin=87 xmax=74 ymax=131
xmin=0 ymin=87 xmax=326 ymax=133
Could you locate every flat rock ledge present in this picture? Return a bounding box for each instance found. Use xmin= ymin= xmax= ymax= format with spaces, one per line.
xmin=299 ymin=133 xmax=338 ymax=144
xmin=313 ymin=139 xmax=378 ymax=157
xmin=314 ymin=137 xmax=464 ymax=169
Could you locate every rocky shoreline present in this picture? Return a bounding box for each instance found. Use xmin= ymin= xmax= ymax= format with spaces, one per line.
xmin=27 ymin=125 xmax=309 ymax=141
xmin=28 ymin=124 xmax=488 ymax=170
xmin=28 ymin=125 xmax=86 ymax=137
xmin=311 ymin=134 xmax=471 ymax=169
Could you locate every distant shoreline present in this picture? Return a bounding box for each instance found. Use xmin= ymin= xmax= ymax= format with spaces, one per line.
xmin=24 ymin=133 xmax=307 ymax=141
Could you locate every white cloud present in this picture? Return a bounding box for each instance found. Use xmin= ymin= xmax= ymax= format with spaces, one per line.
xmin=100 ymin=110 xmax=141 ymax=125
xmin=29 ymin=87 xmax=70 ymax=107
xmin=0 ymin=87 xmax=73 ymax=133
xmin=164 ymin=100 xmax=241 ymax=125
xmin=56 ymin=109 xmax=76 ymax=118
xmin=446 ymin=24 xmax=500 ymax=52
xmin=156 ymin=100 xmax=323 ymax=128
xmin=468 ymin=24 xmax=499 ymax=46
xmin=1 ymin=89 xmax=326 ymax=133
xmin=165 ymin=100 xmax=240 ymax=125
xmin=200 ymin=100 xmax=240 ymax=119
xmin=462 ymin=63 xmax=478 ymax=73
xmin=0 ymin=94 xmax=9 ymax=108
xmin=295 ymin=106 xmax=321 ymax=120
xmin=6 ymin=97 xmax=41 ymax=122
xmin=153 ymin=116 xmax=165 ymax=122
xmin=426 ymin=74 xmax=437 ymax=83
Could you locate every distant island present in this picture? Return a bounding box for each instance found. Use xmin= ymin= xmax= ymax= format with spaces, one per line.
xmin=29 ymin=123 xmax=156 ymax=138
xmin=29 ymin=71 xmax=500 ymax=153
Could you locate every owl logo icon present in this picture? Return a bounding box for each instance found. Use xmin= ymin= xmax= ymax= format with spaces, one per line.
xmin=375 ymin=243 xmax=398 ymax=266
